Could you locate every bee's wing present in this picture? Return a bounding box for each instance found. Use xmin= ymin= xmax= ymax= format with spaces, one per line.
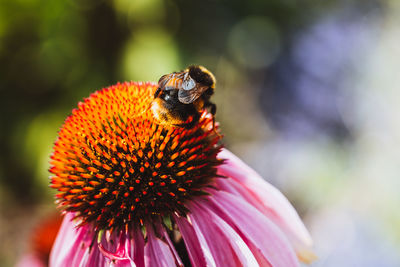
xmin=182 ymin=76 xmax=196 ymax=91
xmin=158 ymin=74 xmax=170 ymax=87
xmin=158 ymin=72 xmax=185 ymax=90
xmin=178 ymin=85 xmax=208 ymax=104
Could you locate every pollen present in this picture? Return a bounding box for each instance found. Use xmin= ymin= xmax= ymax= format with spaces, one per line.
xmin=49 ymin=82 xmax=222 ymax=232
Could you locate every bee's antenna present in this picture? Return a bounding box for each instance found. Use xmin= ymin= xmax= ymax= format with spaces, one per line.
xmin=154 ymin=87 xmax=162 ymax=98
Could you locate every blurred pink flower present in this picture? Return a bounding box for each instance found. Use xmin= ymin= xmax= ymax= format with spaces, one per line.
xmin=17 ymin=254 xmax=45 ymax=267
xmin=16 ymin=213 xmax=63 ymax=267
xmin=49 ymin=83 xmax=314 ymax=266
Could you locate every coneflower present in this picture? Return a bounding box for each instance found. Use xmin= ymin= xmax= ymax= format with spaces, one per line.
xmin=49 ymin=82 xmax=314 ymax=266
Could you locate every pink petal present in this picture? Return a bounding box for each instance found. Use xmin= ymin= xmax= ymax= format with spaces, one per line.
xmin=127 ymin=230 xmax=145 ymax=267
xmin=178 ymin=214 xmax=217 ymax=267
xmin=158 ymin=225 xmax=183 ymax=266
xmin=188 ymin=203 xmax=241 ymax=266
xmin=98 ymin=233 xmax=136 ymax=266
xmin=218 ymin=149 xmax=313 ymax=254
xmin=80 ymin=246 xmax=107 ymax=267
xmin=191 ymin=201 xmax=260 ymax=267
xmin=112 ymin=258 xmax=136 ymax=267
xmin=16 ymin=253 xmax=45 ymax=267
xmin=174 ymin=215 xmax=209 ymax=267
xmin=208 ymin=189 xmax=300 ymax=267
xmin=49 ymin=213 xmax=92 ymax=267
xmin=98 ymin=244 xmax=129 ymax=261
xmin=144 ymin=227 xmax=178 ymax=267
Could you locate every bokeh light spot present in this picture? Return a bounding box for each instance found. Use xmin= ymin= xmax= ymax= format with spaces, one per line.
xmin=121 ymin=28 xmax=180 ymax=81
xmin=228 ymin=16 xmax=281 ymax=69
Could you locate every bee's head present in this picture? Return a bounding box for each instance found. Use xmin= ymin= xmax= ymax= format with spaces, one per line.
xmin=188 ymin=65 xmax=216 ymax=88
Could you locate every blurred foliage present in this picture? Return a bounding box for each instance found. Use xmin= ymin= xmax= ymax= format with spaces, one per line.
xmin=0 ymin=0 xmax=352 ymax=204
xmin=1 ymin=0 xmax=400 ymax=266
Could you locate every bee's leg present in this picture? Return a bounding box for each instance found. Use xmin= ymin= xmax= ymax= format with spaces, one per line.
xmin=176 ymin=111 xmax=200 ymax=129
xmin=203 ymin=101 xmax=216 ymax=116
xmin=208 ymin=102 xmax=216 ymax=116
xmin=210 ymin=104 xmax=216 ymax=130
xmin=187 ymin=111 xmax=201 ymax=129
xmin=204 ymin=102 xmax=221 ymax=137
xmin=204 ymin=102 xmax=217 ymax=129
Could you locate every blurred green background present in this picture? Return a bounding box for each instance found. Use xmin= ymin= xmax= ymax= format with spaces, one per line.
xmin=1 ymin=0 xmax=400 ymax=266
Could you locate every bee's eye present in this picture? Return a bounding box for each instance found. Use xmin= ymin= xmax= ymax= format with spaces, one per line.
xmin=161 ymin=89 xmax=177 ymax=101
xmin=162 ymin=93 xmax=170 ymax=101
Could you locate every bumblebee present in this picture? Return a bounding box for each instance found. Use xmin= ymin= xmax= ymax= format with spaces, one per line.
xmin=152 ymin=65 xmax=216 ymax=129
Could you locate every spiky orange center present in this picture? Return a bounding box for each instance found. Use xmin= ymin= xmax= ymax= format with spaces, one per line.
xmin=50 ymin=82 xmax=222 ymax=231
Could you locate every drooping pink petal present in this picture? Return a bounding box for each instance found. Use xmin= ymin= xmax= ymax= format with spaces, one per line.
xmin=188 ymin=202 xmax=242 ymax=266
xmin=144 ymin=227 xmax=178 ymax=267
xmin=207 ymin=189 xmax=300 ymax=267
xmin=98 ymin=232 xmax=135 ymax=267
xmin=98 ymin=244 xmax=129 ymax=261
xmin=80 ymin=245 xmax=107 ymax=267
xmin=112 ymin=258 xmax=136 ymax=267
xmin=245 ymin=239 xmax=274 ymax=267
xmin=49 ymin=213 xmax=92 ymax=267
xmin=191 ymin=201 xmax=260 ymax=267
xmin=158 ymin=225 xmax=183 ymax=266
xmin=127 ymin=230 xmax=145 ymax=267
xmin=174 ymin=215 xmax=209 ymax=267
xmin=217 ymin=149 xmax=313 ymax=256
xmin=48 ymin=213 xmax=74 ymax=266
